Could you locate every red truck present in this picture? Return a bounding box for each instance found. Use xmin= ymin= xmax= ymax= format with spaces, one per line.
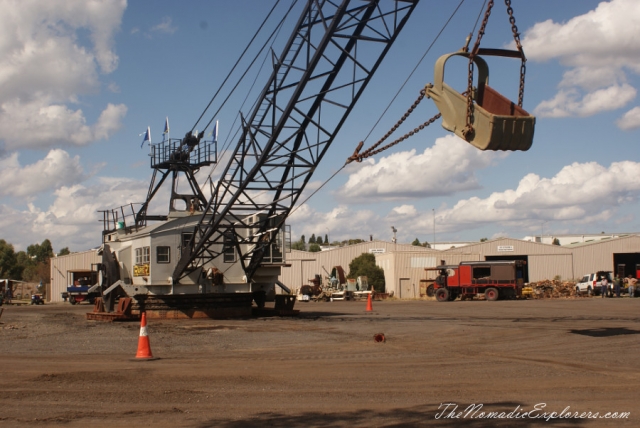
xmin=427 ymin=260 xmax=526 ymax=302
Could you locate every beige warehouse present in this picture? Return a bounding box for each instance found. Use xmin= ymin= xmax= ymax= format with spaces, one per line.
xmin=51 ymin=236 xmax=640 ymax=301
xmin=49 ymin=250 xmax=101 ymax=302
xmin=282 ymin=236 xmax=640 ymax=299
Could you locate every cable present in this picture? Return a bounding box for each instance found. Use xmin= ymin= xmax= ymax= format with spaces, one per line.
xmin=361 ymin=0 xmax=467 ymax=143
xmin=201 ymin=1 xmax=298 ymax=134
xmin=471 ymin=0 xmax=488 ymax=37
xmin=288 ymin=164 xmax=346 ymax=218
xmin=204 ymin=1 xmax=297 ymax=182
xmin=191 ymin=0 xmax=284 ymax=133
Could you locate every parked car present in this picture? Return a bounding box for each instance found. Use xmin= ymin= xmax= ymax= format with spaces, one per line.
xmin=576 ymin=271 xmax=613 ymax=296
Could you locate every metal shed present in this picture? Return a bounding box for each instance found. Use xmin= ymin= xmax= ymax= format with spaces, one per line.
xmin=444 ymin=238 xmax=574 ymax=282
xmin=50 ymin=250 xmax=101 ymax=303
xmin=278 ymin=240 xmax=433 ymax=293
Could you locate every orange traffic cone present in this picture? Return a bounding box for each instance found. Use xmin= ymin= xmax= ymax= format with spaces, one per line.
xmin=365 ymin=293 xmax=373 ymax=312
xmin=135 ymin=312 xmax=154 ymax=359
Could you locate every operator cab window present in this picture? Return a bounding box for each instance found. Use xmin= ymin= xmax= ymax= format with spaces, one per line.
xmin=157 ymin=246 xmax=170 ymax=263
xmin=223 ymin=231 xmax=236 ymax=263
xmin=135 ymin=246 xmax=150 ymax=264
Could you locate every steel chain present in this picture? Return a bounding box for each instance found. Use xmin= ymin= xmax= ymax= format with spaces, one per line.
xmin=356 ymin=113 xmax=442 ymax=161
xmin=463 ymin=0 xmax=494 ymax=140
xmin=348 ymin=89 xmax=441 ymax=163
xmin=505 ymin=0 xmax=526 ymax=107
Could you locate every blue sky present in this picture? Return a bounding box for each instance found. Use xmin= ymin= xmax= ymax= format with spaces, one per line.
xmin=1 ymin=0 xmax=639 ymax=252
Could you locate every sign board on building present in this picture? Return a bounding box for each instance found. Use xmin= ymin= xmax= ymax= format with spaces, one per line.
xmin=369 ymin=248 xmax=386 ymax=254
xmin=134 ymin=264 xmax=150 ymax=277
xmin=497 ymin=245 xmax=514 ymax=252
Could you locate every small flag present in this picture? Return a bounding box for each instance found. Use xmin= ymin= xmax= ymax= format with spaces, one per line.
xmin=140 ymin=126 xmax=151 ymax=148
xmin=163 ymin=117 xmax=169 ymax=135
xmin=208 ymin=121 xmax=219 ymax=141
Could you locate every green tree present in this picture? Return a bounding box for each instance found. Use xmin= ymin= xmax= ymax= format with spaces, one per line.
xmin=347 ymin=253 xmax=385 ymax=293
xmin=27 ymin=239 xmax=54 ymax=263
xmin=300 ymin=234 xmax=306 ymax=244
xmin=324 ymin=234 xmax=329 ymax=245
xmin=308 ymin=243 xmax=321 ymax=252
xmin=0 ymin=239 xmax=20 ymax=278
xmin=552 ymin=238 xmax=560 ymax=246
xmin=291 ymin=241 xmax=306 ymax=251
xmin=58 ymin=247 xmax=71 ymax=256
xmin=411 ymin=238 xmax=421 ymax=246
xmin=309 ymin=234 xmax=316 ymax=244
xmin=480 ymin=237 xmax=488 ymax=242
xmin=422 ymin=241 xmax=431 ymax=248
xmin=346 ymin=238 xmax=364 ymax=246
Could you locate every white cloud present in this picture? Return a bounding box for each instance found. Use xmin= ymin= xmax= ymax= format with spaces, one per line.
xmin=617 ymin=106 xmax=640 ymax=130
xmin=534 ymin=85 xmax=636 ymax=118
xmin=524 ymin=0 xmax=640 ymax=118
xmin=0 ymin=149 xmax=87 ymax=198
xmin=336 ymin=135 xmax=506 ymax=202
xmin=0 ymin=176 xmax=151 ymax=251
xmin=288 ymin=204 xmax=381 ymax=242
xmin=413 ymin=160 xmax=640 ymax=234
xmin=0 ymin=0 xmax=127 ymax=150
xmin=289 ymin=160 xmax=640 ymax=243
xmin=0 ymin=100 xmax=127 ymax=150
xmin=151 ymin=17 xmax=178 ymax=35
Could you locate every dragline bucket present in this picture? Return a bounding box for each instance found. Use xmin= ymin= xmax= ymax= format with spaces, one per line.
xmin=425 ymin=51 xmax=535 ymax=151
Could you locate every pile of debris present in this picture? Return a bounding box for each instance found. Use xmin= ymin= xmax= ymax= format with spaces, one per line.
xmin=528 ymin=280 xmax=578 ymax=299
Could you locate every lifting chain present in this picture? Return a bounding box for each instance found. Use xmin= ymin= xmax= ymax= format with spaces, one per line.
xmin=463 ymin=0 xmax=494 ymax=141
xmin=346 ymin=89 xmax=441 ymax=164
xmin=463 ymin=0 xmax=527 ymax=139
xmin=505 ymin=0 xmax=526 ymax=107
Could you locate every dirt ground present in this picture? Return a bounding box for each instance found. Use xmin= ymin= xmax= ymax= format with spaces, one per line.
xmin=0 ymin=297 xmax=639 ymax=427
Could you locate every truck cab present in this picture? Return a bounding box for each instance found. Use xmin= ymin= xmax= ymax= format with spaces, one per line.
xmin=428 ymin=260 xmax=527 ymax=302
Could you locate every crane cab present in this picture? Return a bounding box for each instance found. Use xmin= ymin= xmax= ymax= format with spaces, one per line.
xmin=426 ymin=51 xmax=535 ymax=151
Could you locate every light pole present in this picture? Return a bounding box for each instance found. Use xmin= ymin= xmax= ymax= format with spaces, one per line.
xmin=432 ymin=209 xmax=436 ymax=249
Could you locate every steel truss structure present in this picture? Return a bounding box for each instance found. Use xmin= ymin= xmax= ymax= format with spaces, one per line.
xmin=173 ymin=0 xmax=419 ymax=282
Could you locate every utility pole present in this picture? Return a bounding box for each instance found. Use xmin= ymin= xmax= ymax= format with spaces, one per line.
xmin=432 ymin=209 xmax=436 ymax=249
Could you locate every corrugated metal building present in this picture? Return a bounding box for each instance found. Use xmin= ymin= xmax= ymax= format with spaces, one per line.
xmin=51 ymin=236 xmax=640 ymax=301
xmin=281 ymin=236 xmax=640 ymax=298
xmin=49 ymin=250 xmax=101 ymax=302
xmin=443 ymin=237 xmax=575 ymax=283
xmin=375 ymin=251 xmax=480 ymax=298
xmin=279 ymin=240 xmax=433 ymax=292
xmin=569 ymin=235 xmax=640 ymax=278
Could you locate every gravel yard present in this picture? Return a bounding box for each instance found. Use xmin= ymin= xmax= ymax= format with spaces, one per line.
xmin=0 ymin=298 xmax=639 ymax=427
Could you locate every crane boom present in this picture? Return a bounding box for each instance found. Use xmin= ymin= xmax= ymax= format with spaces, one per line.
xmin=173 ymin=0 xmax=419 ymax=282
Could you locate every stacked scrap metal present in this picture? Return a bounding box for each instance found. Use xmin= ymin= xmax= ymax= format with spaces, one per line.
xmin=529 ymin=280 xmax=578 ymax=299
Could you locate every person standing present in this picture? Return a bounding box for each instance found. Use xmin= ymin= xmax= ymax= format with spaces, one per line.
xmin=628 ymin=276 xmax=637 ymax=298
xmin=614 ymin=274 xmax=621 ymax=298
xmin=601 ymin=276 xmax=609 ymax=298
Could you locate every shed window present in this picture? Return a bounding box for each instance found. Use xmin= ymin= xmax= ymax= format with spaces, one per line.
xmin=135 ymin=246 xmax=150 ymax=264
xmin=156 ymin=246 xmax=170 ymax=263
xmin=223 ymin=232 xmax=236 ymax=263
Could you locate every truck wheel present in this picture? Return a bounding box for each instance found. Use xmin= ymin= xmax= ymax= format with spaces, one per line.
xmin=435 ymin=288 xmax=449 ymax=302
xmin=69 ymin=296 xmax=77 ymax=305
xmin=485 ymin=288 xmax=499 ymax=301
xmin=426 ymin=284 xmax=435 ymax=297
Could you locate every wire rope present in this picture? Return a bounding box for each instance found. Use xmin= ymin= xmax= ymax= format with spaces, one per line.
xmin=360 ymin=0 xmax=467 ymax=143
xmin=204 ymin=3 xmax=292 ymax=182
xmin=191 ymin=0 xmax=284 ymax=133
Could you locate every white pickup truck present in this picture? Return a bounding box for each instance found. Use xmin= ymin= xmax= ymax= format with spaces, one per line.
xmin=576 ymin=271 xmax=613 ymax=296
